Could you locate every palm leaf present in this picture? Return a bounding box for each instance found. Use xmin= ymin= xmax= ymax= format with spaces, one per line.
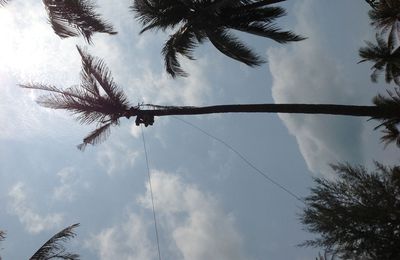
xmin=381 ymin=123 xmax=400 ymax=148
xmin=21 ymin=47 xmax=130 ymax=149
xmin=29 ymin=223 xmax=80 ymax=260
xmin=162 ymin=25 xmax=197 ymax=77
xmin=372 ymin=88 xmax=400 ymax=147
xmin=207 ymin=28 xmax=264 ymax=66
xmin=0 ymin=0 xmax=9 ymax=6
xmin=77 ymin=122 xmax=112 ymax=150
xmin=43 ymin=0 xmax=116 ymax=43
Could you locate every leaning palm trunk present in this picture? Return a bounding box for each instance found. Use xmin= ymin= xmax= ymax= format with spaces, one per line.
xmin=22 ymin=46 xmax=400 ymax=149
xmin=128 ymin=103 xmax=389 ymax=118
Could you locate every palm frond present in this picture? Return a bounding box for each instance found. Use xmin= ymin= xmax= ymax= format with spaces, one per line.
xmin=207 ymin=28 xmax=264 ymax=66
xmin=21 ymin=47 xmax=131 ymax=149
xmin=77 ymin=122 xmax=112 ymax=150
xmin=0 ymin=0 xmax=9 ymax=6
xmin=381 ymin=123 xmax=400 ymax=148
xmin=162 ymin=25 xmax=197 ymax=77
xmin=372 ymin=89 xmax=400 ymax=147
xmin=0 ymin=230 xmax=5 ymax=241
xmin=43 ymin=0 xmax=116 ymax=43
xmin=29 ymin=223 xmax=80 ymax=260
xmin=131 ymin=0 xmax=187 ymax=33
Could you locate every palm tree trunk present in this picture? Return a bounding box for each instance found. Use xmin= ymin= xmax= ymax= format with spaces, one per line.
xmin=128 ymin=103 xmax=393 ymax=118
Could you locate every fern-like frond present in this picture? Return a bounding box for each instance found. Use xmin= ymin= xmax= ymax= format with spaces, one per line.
xmin=162 ymin=25 xmax=197 ymax=77
xmin=76 ymin=46 xmax=128 ymax=107
xmin=207 ymin=28 xmax=264 ymax=66
xmin=77 ymin=122 xmax=112 ymax=150
xmin=43 ymin=0 xmax=116 ymax=43
xmin=29 ymin=223 xmax=80 ymax=260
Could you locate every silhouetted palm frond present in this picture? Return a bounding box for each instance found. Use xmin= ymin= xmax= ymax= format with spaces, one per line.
xmin=207 ymin=28 xmax=264 ymax=66
xmin=43 ymin=0 xmax=116 ymax=43
xmin=0 ymin=0 xmax=10 ymax=7
xmin=132 ymin=0 xmax=304 ymax=77
xmin=21 ymin=46 xmax=130 ymax=149
xmin=359 ymin=34 xmax=400 ymax=85
xmin=162 ymin=25 xmax=198 ymax=77
xmin=381 ymin=123 xmax=400 ymax=148
xmin=29 ymin=223 xmax=80 ymax=260
xmin=0 ymin=230 xmax=5 ymax=241
xmin=373 ymin=88 xmax=400 ymax=147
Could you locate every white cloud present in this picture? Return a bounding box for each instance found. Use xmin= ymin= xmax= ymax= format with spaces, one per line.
xmin=267 ymin=0 xmax=370 ymax=176
xmin=53 ymin=167 xmax=89 ymax=202
xmin=7 ymin=183 xmax=63 ymax=234
xmin=87 ymin=171 xmax=248 ymax=260
xmin=96 ymin=140 xmax=139 ymax=177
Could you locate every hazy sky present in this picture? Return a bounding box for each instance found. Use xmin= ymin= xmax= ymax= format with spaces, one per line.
xmin=0 ymin=1 xmax=397 ymax=259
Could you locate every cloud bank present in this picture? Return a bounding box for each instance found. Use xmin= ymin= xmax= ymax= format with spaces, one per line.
xmin=86 ymin=170 xmax=248 ymax=260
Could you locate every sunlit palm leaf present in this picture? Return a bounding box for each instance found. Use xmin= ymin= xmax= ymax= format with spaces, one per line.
xmin=43 ymin=0 xmax=116 ymax=43
xmin=29 ymin=223 xmax=80 ymax=260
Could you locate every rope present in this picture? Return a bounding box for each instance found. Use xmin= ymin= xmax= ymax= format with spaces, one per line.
xmin=141 ymin=126 xmax=162 ymax=260
xmin=172 ymin=116 xmax=304 ymax=203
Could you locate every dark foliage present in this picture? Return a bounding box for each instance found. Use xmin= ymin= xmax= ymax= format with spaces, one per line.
xmin=29 ymin=223 xmax=80 ymax=260
xmin=300 ymin=162 xmax=400 ymax=260
xmin=131 ymin=0 xmax=304 ymax=77
xmin=359 ymin=34 xmax=400 ymax=86
xmin=369 ymin=0 xmax=400 ymax=51
xmin=43 ymin=0 xmax=116 ymax=43
xmin=372 ymin=88 xmax=400 ymax=147
xmin=21 ymin=46 xmax=130 ymax=150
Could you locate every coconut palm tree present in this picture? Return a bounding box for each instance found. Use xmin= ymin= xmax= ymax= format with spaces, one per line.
xmin=0 ymin=0 xmax=116 ymax=43
xmin=131 ymin=0 xmax=304 ymax=77
xmin=29 ymin=223 xmax=80 ymax=260
xmin=21 ymin=47 xmax=400 ymax=149
xmin=359 ymin=34 xmax=400 ymax=86
xmin=368 ymin=0 xmax=400 ymax=50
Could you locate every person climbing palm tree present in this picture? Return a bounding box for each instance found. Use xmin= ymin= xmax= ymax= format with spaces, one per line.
xmin=21 ymin=47 xmax=400 ymax=149
xmin=131 ymin=0 xmax=304 ymax=77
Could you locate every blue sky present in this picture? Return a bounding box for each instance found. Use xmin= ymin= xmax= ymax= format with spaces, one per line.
xmin=0 ymin=0 xmax=398 ymax=259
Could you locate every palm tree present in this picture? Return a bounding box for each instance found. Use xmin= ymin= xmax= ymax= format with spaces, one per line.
xmin=29 ymin=223 xmax=80 ymax=260
xmin=21 ymin=47 xmax=400 ymax=149
xmin=131 ymin=0 xmax=305 ymax=77
xmin=1 ymin=0 xmax=116 ymax=43
xmin=368 ymin=0 xmax=400 ymax=50
xmin=359 ymin=34 xmax=400 ymax=86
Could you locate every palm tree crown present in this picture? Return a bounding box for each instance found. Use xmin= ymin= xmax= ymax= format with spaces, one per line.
xmin=131 ymin=0 xmax=305 ymax=77
xmin=22 ymin=46 xmax=130 ymax=150
xmin=369 ymin=0 xmax=400 ymax=50
xmin=23 ymin=48 xmax=400 ymax=149
xmin=359 ymin=34 xmax=400 ymax=86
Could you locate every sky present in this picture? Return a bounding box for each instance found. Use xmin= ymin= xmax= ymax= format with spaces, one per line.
xmin=0 ymin=0 xmax=398 ymax=259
